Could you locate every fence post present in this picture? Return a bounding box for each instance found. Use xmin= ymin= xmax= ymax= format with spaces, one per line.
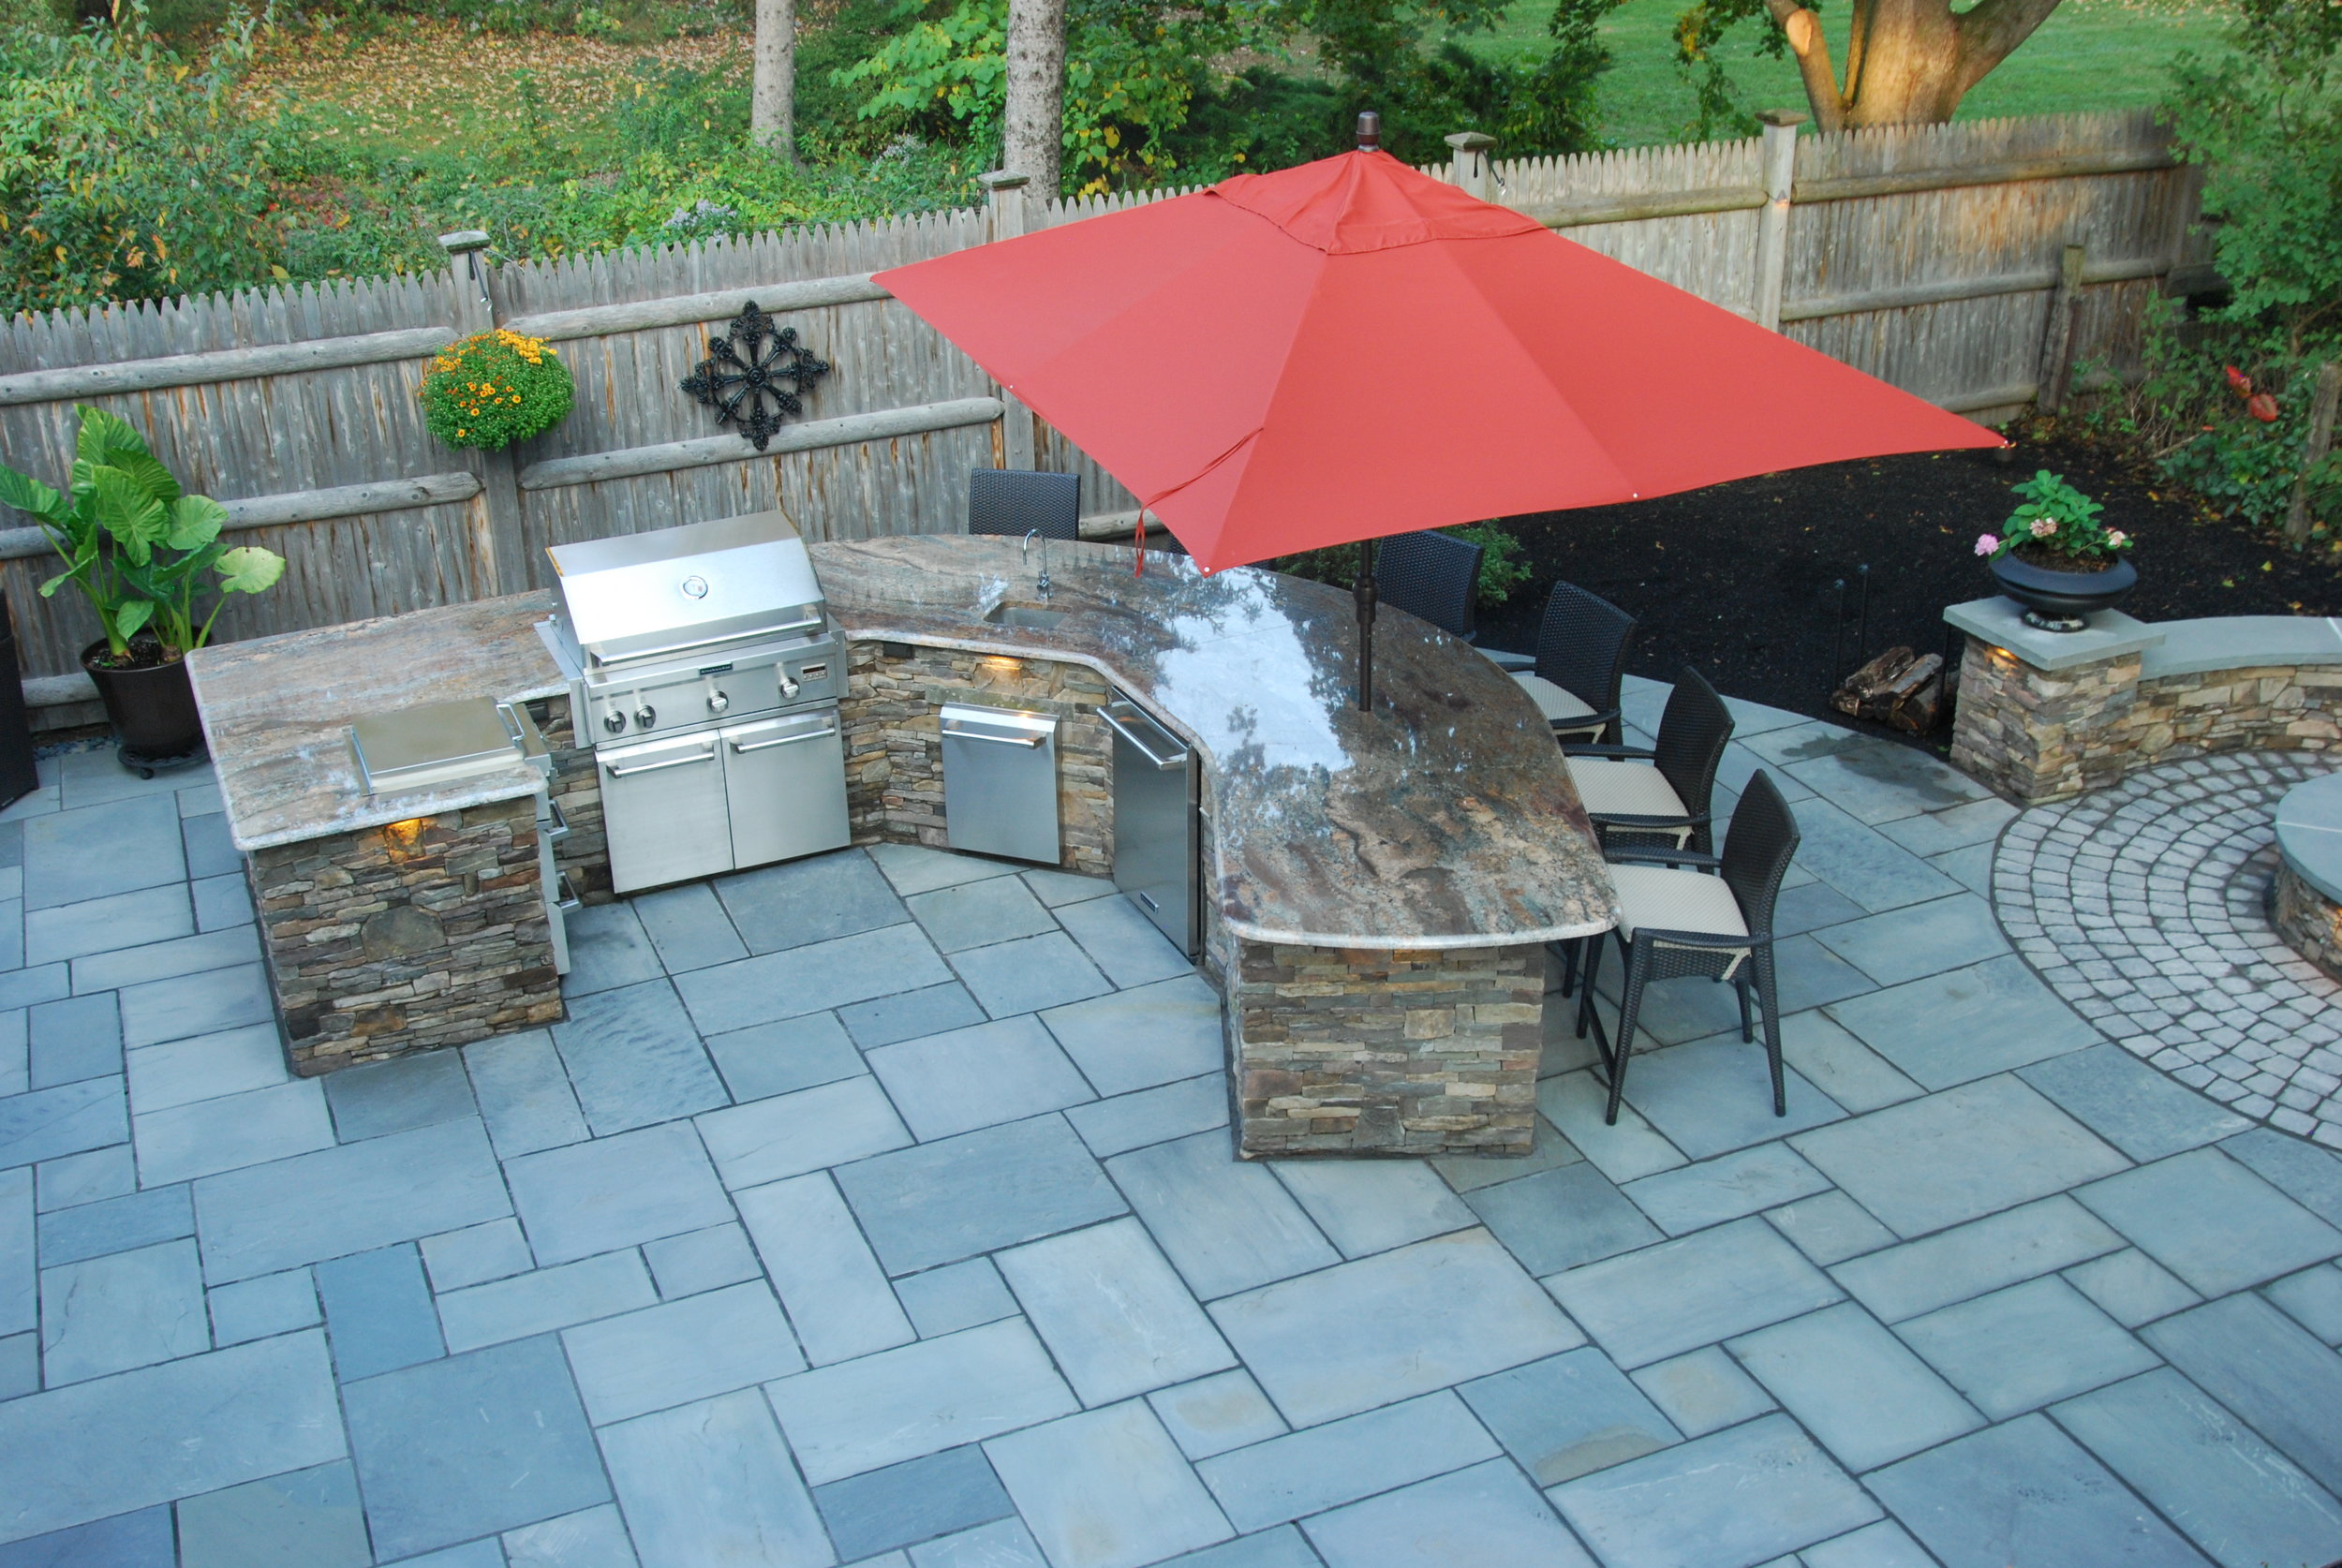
xmin=2286 ymin=361 xmax=2341 ymax=548
xmin=437 ymin=230 xmax=529 ymax=597
xmin=978 ymin=171 xmax=1038 ymax=472
xmin=2037 ymin=243 xmax=2087 ymax=412
xmin=1753 ymin=111 xmax=1805 ymax=332
xmin=1445 ymin=132 xmax=1496 ymax=200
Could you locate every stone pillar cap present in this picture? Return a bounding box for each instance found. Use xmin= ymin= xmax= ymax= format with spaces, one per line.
xmin=1944 ymin=596 xmax=2162 ymax=672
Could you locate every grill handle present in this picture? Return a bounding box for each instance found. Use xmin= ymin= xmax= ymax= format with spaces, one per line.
xmin=602 ymin=747 xmax=718 ymax=778
xmin=587 ymin=617 xmax=823 ymax=668
xmin=1102 ymin=708 xmax=1186 ymax=770
xmin=942 ymin=721 xmax=1047 ymax=748
xmin=732 ymin=724 xmax=837 ymax=755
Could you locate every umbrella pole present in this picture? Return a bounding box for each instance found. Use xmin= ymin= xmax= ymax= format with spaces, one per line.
xmin=1355 ymin=538 xmax=1377 ymax=712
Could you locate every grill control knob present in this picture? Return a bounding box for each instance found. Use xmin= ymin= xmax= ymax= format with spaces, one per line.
xmin=603 ymin=709 xmax=627 ymax=734
xmin=707 ymin=689 xmax=730 ymax=715
xmin=634 ymin=703 xmax=657 ymax=730
xmin=778 ymin=672 xmax=801 ymax=701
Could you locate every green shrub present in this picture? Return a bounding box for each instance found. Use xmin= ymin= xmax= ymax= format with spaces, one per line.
xmin=0 ymin=2 xmax=294 ymax=314
xmin=2074 ymin=0 xmax=2342 ymax=540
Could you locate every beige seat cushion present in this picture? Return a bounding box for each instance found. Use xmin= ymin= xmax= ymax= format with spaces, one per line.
xmin=1565 ymin=757 xmax=1689 ymax=821
xmin=1610 ymin=863 xmax=1749 ymax=951
xmin=1514 ymin=673 xmax=1598 ymax=730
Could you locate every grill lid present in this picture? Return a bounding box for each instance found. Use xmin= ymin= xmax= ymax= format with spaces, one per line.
xmin=548 ymin=510 xmax=824 ymax=668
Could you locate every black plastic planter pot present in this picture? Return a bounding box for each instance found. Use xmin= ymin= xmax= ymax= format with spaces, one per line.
xmin=1989 ymin=552 xmax=2138 ymax=631
xmin=81 ymin=641 xmax=207 ymax=776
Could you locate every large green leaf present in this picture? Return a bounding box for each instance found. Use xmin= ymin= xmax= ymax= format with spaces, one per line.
xmin=215 ymin=545 xmax=287 ymax=596
xmin=111 ymin=452 xmax=183 ymax=507
xmin=88 ymin=466 xmax=168 ymax=566
xmin=111 ymin=599 xmax=155 ymax=643
xmin=0 ymin=466 xmax=67 ymax=525
xmin=164 ymin=495 xmax=226 ymax=552
xmin=74 ymin=407 xmax=150 ymax=468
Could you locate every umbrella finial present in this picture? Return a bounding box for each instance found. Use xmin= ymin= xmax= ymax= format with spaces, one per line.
xmin=1356 ymin=111 xmax=1382 ymax=152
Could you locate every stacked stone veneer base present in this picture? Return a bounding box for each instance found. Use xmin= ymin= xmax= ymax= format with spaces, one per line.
xmin=2274 ymin=860 xmax=2342 ymax=984
xmin=250 ymin=794 xmax=563 ymax=1075
xmin=1948 ymin=603 xmax=2342 ymax=804
xmin=840 ymin=642 xmax=1112 ymax=876
xmin=1226 ymin=939 xmax=1543 ymax=1158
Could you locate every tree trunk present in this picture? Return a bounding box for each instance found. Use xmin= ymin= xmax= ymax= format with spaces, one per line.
xmin=1763 ymin=0 xmax=2063 ymax=129
xmin=751 ymin=0 xmax=794 ymax=157
xmin=1003 ymin=0 xmax=1066 ymax=198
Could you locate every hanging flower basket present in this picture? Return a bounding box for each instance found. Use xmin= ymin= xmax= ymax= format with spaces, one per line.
xmin=418 ymin=329 xmax=573 ymax=451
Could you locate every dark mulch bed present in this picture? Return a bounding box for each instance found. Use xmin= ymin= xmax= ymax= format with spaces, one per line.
xmin=1472 ymin=432 xmax=2342 ymax=747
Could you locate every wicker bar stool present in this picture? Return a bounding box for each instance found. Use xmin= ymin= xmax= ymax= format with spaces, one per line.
xmin=970 ymin=468 xmax=1080 ymax=540
xmin=1574 ymin=770 xmax=1802 ymax=1126
xmin=1373 ymin=529 xmax=1485 ymax=640
xmin=1564 ymin=667 xmax=1734 ymax=855
xmin=1502 ymin=582 xmax=1637 ymax=744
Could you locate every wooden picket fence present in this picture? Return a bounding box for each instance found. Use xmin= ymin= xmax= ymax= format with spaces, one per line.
xmin=0 ymin=108 xmax=2206 ymax=718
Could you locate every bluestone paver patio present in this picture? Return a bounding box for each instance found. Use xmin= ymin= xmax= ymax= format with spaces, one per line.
xmin=3 ymin=687 xmax=2342 ymax=1566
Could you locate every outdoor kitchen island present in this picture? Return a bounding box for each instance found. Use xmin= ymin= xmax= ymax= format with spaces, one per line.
xmin=192 ymin=535 xmax=1617 ymax=1159
xmin=820 ymin=536 xmax=1618 ymax=1159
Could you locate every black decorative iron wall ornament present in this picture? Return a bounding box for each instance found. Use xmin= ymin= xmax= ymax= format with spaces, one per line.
xmin=678 ymin=302 xmax=832 ymax=450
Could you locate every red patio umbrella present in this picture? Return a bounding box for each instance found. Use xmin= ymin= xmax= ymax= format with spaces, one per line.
xmin=877 ymin=122 xmax=2003 ymax=706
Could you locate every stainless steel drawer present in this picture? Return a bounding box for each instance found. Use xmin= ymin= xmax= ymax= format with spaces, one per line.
xmin=722 ymin=710 xmax=852 ymax=870
xmin=599 ymin=731 xmax=731 ymax=893
xmin=1104 ymin=697 xmax=1199 ymax=957
xmin=940 ymin=703 xmax=1060 ymax=864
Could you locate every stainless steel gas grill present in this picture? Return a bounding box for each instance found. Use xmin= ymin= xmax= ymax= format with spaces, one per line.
xmin=543 ymin=510 xmax=851 ymax=895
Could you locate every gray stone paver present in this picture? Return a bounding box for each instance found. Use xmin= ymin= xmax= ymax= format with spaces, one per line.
xmin=5 ymin=712 xmax=2342 ymax=1566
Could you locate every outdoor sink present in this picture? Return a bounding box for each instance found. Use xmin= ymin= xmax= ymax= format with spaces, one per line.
xmin=983 ymin=603 xmax=1069 ymax=630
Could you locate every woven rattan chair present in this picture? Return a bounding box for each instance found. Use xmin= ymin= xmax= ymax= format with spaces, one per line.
xmin=1374 ymin=529 xmax=1483 ymax=640
xmin=970 ymin=468 xmax=1080 ymax=540
xmin=1563 ymin=666 xmax=1734 ymax=855
xmin=1574 ymin=769 xmax=1801 ymax=1125
xmin=1503 ymin=583 xmax=1637 ymax=744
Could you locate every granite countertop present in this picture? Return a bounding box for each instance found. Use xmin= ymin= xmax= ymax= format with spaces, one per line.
xmin=189 ymin=593 xmax=566 ymax=851
xmin=816 ymin=537 xmax=1617 ymax=949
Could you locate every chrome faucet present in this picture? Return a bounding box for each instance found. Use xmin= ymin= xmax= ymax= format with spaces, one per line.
xmin=1022 ymin=528 xmax=1052 ymax=602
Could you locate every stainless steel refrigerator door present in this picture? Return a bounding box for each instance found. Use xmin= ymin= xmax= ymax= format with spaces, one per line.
xmin=1104 ymin=698 xmax=1198 ymax=957
xmin=721 ymin=709 xmax=852 ymax=870
xmin=940 ymin=703 xmax=1061 ymax=864
xmin=598 ymin=731 xmax=733 ymax=893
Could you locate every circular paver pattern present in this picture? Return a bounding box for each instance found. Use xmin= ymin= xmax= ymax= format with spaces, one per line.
xmin=1994 ymin=750 xmax=2342 ymax=1151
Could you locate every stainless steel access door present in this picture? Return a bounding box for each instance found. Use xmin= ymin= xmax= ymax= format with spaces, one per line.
xmin=1104 ymin=696 xmax=1199 ymax=957
xmin=722 ymin=708 xmax=852 ymax=871
xmin=599 ymin=731 xmax=732 ymax=894
xmin=940 ymin=703 xmax=1060 ymax=864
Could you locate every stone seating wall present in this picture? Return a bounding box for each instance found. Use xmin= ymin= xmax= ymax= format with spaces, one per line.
xmin=1946 ymin=599 xmax=2342 ymax=805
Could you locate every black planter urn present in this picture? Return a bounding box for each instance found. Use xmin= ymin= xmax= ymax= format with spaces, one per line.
xmin=1989 ymin=551 xmax=2138 ymax=632
xmin=81 ymin=641 xmax=208 ymax=776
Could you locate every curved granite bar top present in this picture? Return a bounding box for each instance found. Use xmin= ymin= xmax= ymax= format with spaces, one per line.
xmin=816 ymin=537 xmax=1617 ymax=949
xmin=189 ymin=593 xmax=566 ymax=852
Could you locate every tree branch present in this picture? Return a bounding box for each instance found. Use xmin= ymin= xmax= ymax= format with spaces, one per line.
xmin=1763 ymin=0 xmax=1845 ymax=130
xmin=1952 ymin=0 xmax=2064 ymax=96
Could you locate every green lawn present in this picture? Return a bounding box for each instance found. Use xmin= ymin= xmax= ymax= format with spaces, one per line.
xmin=1461 ymin=0 xmax=2231 ymax=147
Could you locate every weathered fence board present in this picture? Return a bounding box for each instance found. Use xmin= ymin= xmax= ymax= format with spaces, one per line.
xmin=0 ymin=109 xmax=2203 ymax=709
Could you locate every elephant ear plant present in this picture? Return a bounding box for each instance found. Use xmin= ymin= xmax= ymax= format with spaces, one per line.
xmin=0 ymin=406 xmax=286 ymax=661
xmin=0 ymin=405 xmax=287 ymax=767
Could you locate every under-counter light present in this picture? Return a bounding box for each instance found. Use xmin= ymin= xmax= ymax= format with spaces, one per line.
xmin=981 ymin=656 xmax=1024 ymax=674
xmin=380 ymin=817 xmax=432 ymax=855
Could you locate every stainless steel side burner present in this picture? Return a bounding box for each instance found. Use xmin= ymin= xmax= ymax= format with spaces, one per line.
xmin=545 ymin=510 xmax=851 ymax=895
xmin=348 ymin=697 xmax=535 ymax=795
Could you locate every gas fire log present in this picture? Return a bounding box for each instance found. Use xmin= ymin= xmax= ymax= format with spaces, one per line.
xmin=1831 ymin=646 xmax=1945 ymax=733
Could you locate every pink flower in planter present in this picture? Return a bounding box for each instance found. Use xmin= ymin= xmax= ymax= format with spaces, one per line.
xmin=2030 ymin=518 xmax=2058 ymax=538
xmin=1975 ymin=534 xmax=2000 ymax=556
xmin=2107 ymin=529 xmax=2128 ymax=548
